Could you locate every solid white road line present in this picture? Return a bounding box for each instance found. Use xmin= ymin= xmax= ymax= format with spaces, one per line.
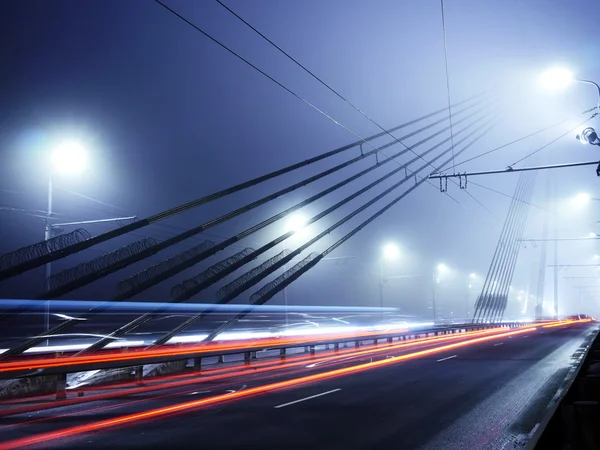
xmin=274 ymin=389 xmax=342 ymax=408
xmin=493 ymin=342 xmax=504 ymax=347
xmin=436 ymin=355 xmax=457 ymax=362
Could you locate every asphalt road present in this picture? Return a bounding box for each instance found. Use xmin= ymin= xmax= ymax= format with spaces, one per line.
xmin=0 ymin=322 xmax=596 ymax=450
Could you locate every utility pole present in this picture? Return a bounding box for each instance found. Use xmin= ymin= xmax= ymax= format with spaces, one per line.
xmin=553 ymin=179 xmax=559 ymax=319
xmin=535 ymin=218 xmax=548 ymax=320
xmin=379 ymin=259 xmax=384 ymax=319
xmin=282 ymin=249 xmax=288 ymax=328
xmin=431 ymin=271 xmax=437 ymax=323
xmin=43 ymin=216 xmax=135 ymax=340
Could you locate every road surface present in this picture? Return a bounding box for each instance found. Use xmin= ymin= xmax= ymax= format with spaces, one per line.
xmin=0 ymin=322 xmax=596 ymax=449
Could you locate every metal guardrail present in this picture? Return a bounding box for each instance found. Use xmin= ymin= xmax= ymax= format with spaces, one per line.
xmin=0 ymin=321 xmax=531 ymax=401
xmin=526 ymin=324 xmax=600 ymax=449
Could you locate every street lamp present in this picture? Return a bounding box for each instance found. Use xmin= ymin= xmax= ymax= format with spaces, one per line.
xmin=45 ymin=142 xmax=89 ymax=290
xmin=466 ymin=273 xmax=477 ymax=320
xmin=573 ymin=192 xmax=591 ymax=206
xmin=539 ymin=67 xmax=600 ymax=149
xmin=51 ymin=142 xmax=88 ymax=175
xmin=285 ymin=213 xmax=308 ymax=233
xmin=42 ymin=141 xmax=87 ymax=343
xmin=378 ymin=243 xmax=400 ymax=314
xmin=41 ymin=141 xmax=135 ymax=342
xmin=382 ymin=243 xmax=400 ymax=261
xmin=281 ymin=213 xmax=309 ymax=327
xmin=539 ymin=67 xmax=600 ymax=108
xmin=432 ymin=263 xmax=449 ymax=322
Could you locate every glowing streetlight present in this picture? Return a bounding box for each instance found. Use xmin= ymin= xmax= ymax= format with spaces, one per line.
xmin=45 ymin=141 xmax=89 ymax=290
xmin=281 ymin=212 xmax=310 ymax=326
xmin=432 ymin=263 xmax=449 ymax=323
xmin=382 ymin=242 xmax=400 ymax=261
xmin=539 ymin=67 xmax=600 ymax=134
xmin=469 ymin=272 xmax=476 ymax=279
xmin=378 ymin=242 xmax=401 ymax=315
xmin=285 ymin=213 xmax=308 ymax=232
xmin=51 ymin=141 xmax=87 ymax=175
xmin=540 ymin=67 xmax=574 ymax=90
xmin=573 ymin=192 xmax=591 ymax=206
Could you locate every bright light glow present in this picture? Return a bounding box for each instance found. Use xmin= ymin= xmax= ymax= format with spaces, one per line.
xmin=51 ymin=141 xmax=87 ymax=174
xmin=285 ymin=213 xmax=308 ymax=232
xmin=589 ymin=232 xmax=597 ymax=238
xmin=594 ymin=255 xmax=600 ymax=260
xmin=578 ymin=129 xmax=589 ymax=145
xmin=574 ymin=192 xmax=591 ymax=206
xmin=469 ymin=273 xmax=476 ymax=279
xmin=285 ymin=213 xmax=311 ymax=242
xmin=382 ymin=243 xmax=400 ymax=261
xmin=437 ymin=263 xmax=448 ymax=272
xmin=540 ymin=67 xmax=574 ymax=90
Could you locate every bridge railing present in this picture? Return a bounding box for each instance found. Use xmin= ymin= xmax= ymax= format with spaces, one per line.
xmin=0 ymin=321 xmax=529 ymax=400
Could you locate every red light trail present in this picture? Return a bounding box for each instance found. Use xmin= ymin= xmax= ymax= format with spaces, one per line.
xmin=0 ymin=325 xmax=541 ymax=449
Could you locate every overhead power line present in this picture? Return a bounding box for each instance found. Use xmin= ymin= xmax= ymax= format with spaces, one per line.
xmin=468 ymin=180 xmax=560 ymax=216
xmin=213 ymin=0 xmax=471 ymax=175
xmin=157 ymin=0 xmax=449 ymax=179
xmin=510 ymin=117 xmax=593 ymax=166
xmin=452 ymin=118 xmax=570 ymax=168
xmin=439 ymin=0 xmax=456 ymax=172
xmin=213 ymin=0 xmax=496 ymax=226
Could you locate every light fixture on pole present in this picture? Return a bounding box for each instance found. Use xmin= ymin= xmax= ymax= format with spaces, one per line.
xmin=39 ymin=140 xmax=135 ymax=344
xmin=576 ymin=127 xmax=600 ymax=146
xmin=378 ymin=243 xmax=400 ymax=316
xmin=573 ymin=192 xmax=591 ymax=206
xmin=539 ymin=67 xmax=600 ymax=149
xmin=539 ymin=67 xmax=600 ymax=108
xmin=45 ymin=141 xmax=88 ymax=290
xmin=281 ymin=213 xmax=309 ymax=328
xmin=465 ymin=273 xmax=477 ymax=320
xmin=432 ymin=263 xmax=450 ymax=322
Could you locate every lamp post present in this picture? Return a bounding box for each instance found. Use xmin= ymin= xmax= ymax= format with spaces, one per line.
xmin=379 ymin=243 xmax=400 ymax=316
xmin=41 ymin=142 xmax=135 ymax=343
xmin=540 ymin=67 xmax=600 ymax=111
xmin=540 ymin=68 xmax=600 ymax=151
xmin=282 ymin=213 xmax=308 ymax=328
xmin=46 ymin=142 xmax=88 ymax=290
xmin=43 ymin=142 xmax=88 ymax=338
xmin=467 ymin=273 xmax=476 ymax=320
xmin=432 ymin=263 xmax=448 ymax=322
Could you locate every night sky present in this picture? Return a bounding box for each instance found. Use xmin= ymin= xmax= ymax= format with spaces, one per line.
xmin=1 ymin=0 xmax=600 ymax=320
